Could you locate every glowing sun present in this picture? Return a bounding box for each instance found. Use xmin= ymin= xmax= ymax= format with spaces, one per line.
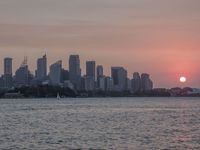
xmin=180 ymin=76 xmax=186 ymax=83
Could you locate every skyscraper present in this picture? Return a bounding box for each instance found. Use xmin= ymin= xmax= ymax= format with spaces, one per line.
xmin=97 ymin=65 xmax=103 ymax=78
xmin=105 ymin=76 xmax=113 ymax=91
xmin=15 ymin=58 xmax=31 ymax=87
xmin=3 ymin=57 xmax=13 ymax=88
xmin=97 ymin=65 xmax=103 ymax=88
xmin=4 ymin=58 xmax=12 ymax=75
xmin=69 ymin=55 xmax=81 ymax=89
xmin=61 ymin=69 xmax=69 ymax=83
xmin=49 ymin=60 xmax=62 ymax=85
xmin=86 ymin=61 xmax=96 ymax=90
xmin=98 ymin=76 xmax=106 ymax=91
xmin=83 ymin=75 xmax=95 ymax=91
xmin=111 ymin=67 xmax=127 ymax=91
xmin=36 ymin=54 xmax=47 ymax=80
xmin=86 ymin=61 xmax=96 ymax=81
xmin=131 ymin=72 xmax=141 ymax=93
xmin=141 ymin=73 xmax=153 ymax=92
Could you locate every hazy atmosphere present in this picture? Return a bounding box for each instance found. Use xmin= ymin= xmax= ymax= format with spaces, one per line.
xmin=0 ymin=0 xmax=200 ymax=88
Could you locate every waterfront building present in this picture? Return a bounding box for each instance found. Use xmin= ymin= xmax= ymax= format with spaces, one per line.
xmin=127 ymin=78 xmax=132 ymax=91
xmin=15 ymin=58 xmax=31 ymax=87
xmin=141 ymin=73 xmax=153 ymax=92
xmin=61 ymin=69 xmax=69 ymax=83
xmin=97 ymin=65 xmax=103 ymax=88
xmin=97 ymin=65 xmax=103 ymax=77
xmin=131 ymin=72 xmax=141 ymax=93
xmin=3 ymin=57 xmax=13 ymax=88
xmin=105 ymin=76 xmax=114 ymax=91
xmin=111 ymin=67 xmax=127 ymax=91
xmin=86 ymin=61 xmax=96 ymax=81
xmin=98 ymin=76 xmax=106 ymax=91
xmin=69 ymin=55 xmax=81 ymax=90
xmin=49 ymin=60 xmax=62 ymax=85
xmin=36 ymin=54 xmax=47 ymax=81
xmin=83 ymin=75 xmax=95 ymax=91
xmin=0 ymin=76 xmax=4 ymax=88
xmin=4 ymin=57 xmax=12 ymax=75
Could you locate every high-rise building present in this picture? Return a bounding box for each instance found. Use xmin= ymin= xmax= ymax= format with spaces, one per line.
xmin=61 ymin=69 xmax=69 ymax=83
xmin=97 ymin=65 xmax=103 ymax=77
xmin=15 ymin=61 xmax=31 ymax=87
xmin=3 ymin=57 xmax=13 ymax=88
xmin=131 ymin=72 xmax=141 ymax=93
xmin=0 ymin=76 xmax=4 ymax=88
xmin=98 ymin=76 xmax=106 ymax=91
xmin=36 ymin=54 xmax=47 ymax=80
xmin=83 ymin=75 xmax=95 ymax=91
xmin=97 ymin=65 xmax=103 ymax=88
xmin=127 ymin=78 xmax=132 ymax=91
xmin=69 ymin=55 xmax=81 ymax=90
xmin=86 ymin=61 xmax=96 ymax=90
xmin=141 ymin=73 xmax=153 ymax=92
xmin=86 ymin=61 xmax=96 ymax=81
xmin=14 ymin=57 xmax=33 ymax=87
xmin=4 ymin=58 xmax=12 ymax=75
xmin=105 ymin=76 xmax=113 ymax=91
xmin=49 ymin=61 xmax=62 ymax=85
xmin=111 ymin=67 xmax=127 ymax=91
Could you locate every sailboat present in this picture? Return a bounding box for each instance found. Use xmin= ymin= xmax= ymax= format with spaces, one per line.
xmin=57 ymin=93 xmax=61 ymax=100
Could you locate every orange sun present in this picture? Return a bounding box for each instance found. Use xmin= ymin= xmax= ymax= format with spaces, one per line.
xmin=180 ymin=76 xmax=186 ymax=83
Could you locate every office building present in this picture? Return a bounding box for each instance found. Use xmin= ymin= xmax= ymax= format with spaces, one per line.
xmin=97 ymin=65 xmax=103 ymax=88
xmin=111 ymin=67 xmax=127 ymax=91
xmin=4 ymin=58 xmax=12 ymax=75
xmin=69 ymin=55 xmax=81 ymax=89
xmin=83 ymin=75 xmax=95 ymax=91
xmin=0 ymin=76 xmax=4 ymax=88
xmin=98 ymin=76 xmax=106 ymax=91
xmin=3 ymin=57 xmax=13 ymax=88
xmin=61 ymin=69 xmax=69 ymax=83
xmin=15 ymin=59 xmax=31 ymax=86
xmin=86 ymin=61 xmax=96 ymax=81
xmin=127 ymin=78 xmax=132 ymax=91
xmin=49 ymin=60 xmax=62 ymax=85
xmin=105 ymin=77 xmax=113 ymax=91
xmin=141 ymin=73 xmax=153 ymax=92
xmin=36 ymin=54 xmax=47 ymax=80
xmin=97 ymin=65 xmax=103 ymax=77
xmin=131 ymin=72 xmax=141 ymax=93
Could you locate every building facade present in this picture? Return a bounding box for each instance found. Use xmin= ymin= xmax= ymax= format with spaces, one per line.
xmin=131 ymin=72 xmax=141 ymax=93
xmin=49 ymin=61 xmax=62 ymax=85
xmin=36 ymin=54 xmax=47 ymax=80
xmin=3 ymin=57 xmax=13 ymax=88
xmin=69 ymin=55 xmax=81 ymax=90
xmin=86 ymin=61 xmax=96 ymax=81
xmin=97 ymin=65 xmax=103 ymax=88
xmin=15 ymin=65 xmax=30 ymax=86
xmin=111 ymin=67 xmax=127 ymax=91
xmin=141 ymin=73 xmax=153 ymax=92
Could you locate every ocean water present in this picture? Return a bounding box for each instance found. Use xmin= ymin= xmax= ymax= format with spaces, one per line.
xmin=0 ymin=97 xmax=200 ymax=150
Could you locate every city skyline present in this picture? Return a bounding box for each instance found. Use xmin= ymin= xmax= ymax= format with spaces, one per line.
xmin=0 ymin=54 xmax=154 ymax=94
xmin=0 ymin=53 xmax=199 ymax=88
xmin=0 ymin=0 xmax=200 ymax=88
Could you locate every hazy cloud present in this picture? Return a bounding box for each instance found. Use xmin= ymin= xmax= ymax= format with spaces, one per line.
xmin=0 ymin=0 xmax=200 ymax=87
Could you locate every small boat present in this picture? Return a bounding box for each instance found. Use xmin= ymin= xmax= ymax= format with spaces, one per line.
xmin=57 ymin=93 xmax=61 ymax=100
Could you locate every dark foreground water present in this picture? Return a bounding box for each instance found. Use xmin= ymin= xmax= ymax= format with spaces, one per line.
xmin=0 ymin=97 xmax=200 ymax=150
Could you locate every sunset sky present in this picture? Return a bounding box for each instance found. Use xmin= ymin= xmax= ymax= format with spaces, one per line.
xmin=0 ymin=0 xmax=200 ymax=88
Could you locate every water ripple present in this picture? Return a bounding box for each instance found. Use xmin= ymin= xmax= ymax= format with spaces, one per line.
xmin=0 ymin=97 xmax=200 ymax=150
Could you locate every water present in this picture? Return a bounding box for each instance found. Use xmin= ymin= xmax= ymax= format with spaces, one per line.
xmin=0 ymin=97 xmax=200 ymax=150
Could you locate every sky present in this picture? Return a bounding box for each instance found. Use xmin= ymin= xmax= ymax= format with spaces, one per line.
xmin=0 ymin=0 xmax=200 ymax=88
